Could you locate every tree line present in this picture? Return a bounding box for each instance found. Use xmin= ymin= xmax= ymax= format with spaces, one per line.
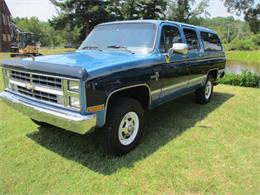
xmin=49 ymin=0 xmax=211 ymax=37
xmin=49 ymin=0 xmax=259 ymax=36
xmin=14 ymin=0 xmax=259 ymax=48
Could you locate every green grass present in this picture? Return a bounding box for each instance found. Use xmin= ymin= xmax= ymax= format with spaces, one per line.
xmin=226 ymin=50 xmax=260 ymax=63
xmin=40 ymin=47 xmax=75 ymax=55
xmin=0 ymin=50 xmax=260 ymax=194
xmin=0 ymin=84 xmax=259 ymax=194
xmin=0 ymin=47 xmax=74 ymax=62
xmin=0 ymin=52 xmax=11 ymax=61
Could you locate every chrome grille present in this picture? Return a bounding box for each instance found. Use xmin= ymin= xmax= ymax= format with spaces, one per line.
xmin=4 ymin=68 xmax=81 ymax=111
xmin=11 ymin=71 xmax=30 ymax=82
xmin=10 ymin=70 xmax=62 ymax=89
xmin=6 ymin=69 xmax=63 ymax=105
xmin=17 ymin=86 xmax=58 ymax=103
xmin=32 ymin=75 xmax=62 ymax=89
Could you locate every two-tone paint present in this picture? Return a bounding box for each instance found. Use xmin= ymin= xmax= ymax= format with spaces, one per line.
xmin=1 ymin=20 xmax=226 ymax=133
xmin=84 ymin=20 xmax=226 ymax=127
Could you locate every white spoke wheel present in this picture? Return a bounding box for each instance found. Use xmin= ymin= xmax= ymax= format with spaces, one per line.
xmin=195 ymin=75 xmax=214 ymax=104
xmin=98 ymin=98 xmax=144 ymax=156
xmin=204 ymin=80 xmax=212 ymax=100
xmin=118 ymin=112 xmax=139 ymax=146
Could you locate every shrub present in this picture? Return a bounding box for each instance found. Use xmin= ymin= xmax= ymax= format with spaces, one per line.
xmin=219 ymin=70 xmax=260 ymax=88
xmin=229 ymin=38 xmax=256 ymax=51
xmin=251 ymin=34 xmax=260 ymax=47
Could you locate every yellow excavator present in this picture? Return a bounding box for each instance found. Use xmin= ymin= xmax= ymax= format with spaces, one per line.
xmin=10 ymin=23 xmax=42 ymax=57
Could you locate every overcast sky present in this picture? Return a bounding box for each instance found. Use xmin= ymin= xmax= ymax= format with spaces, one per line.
xmin=5 ymin=0 xmax=244 ymax=21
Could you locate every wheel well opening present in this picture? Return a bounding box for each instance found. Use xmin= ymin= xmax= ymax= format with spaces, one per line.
xmin=208 ymin=69 xmax=218 ymax=80
xmin=108 ymin=86 xmax=150 ymax=110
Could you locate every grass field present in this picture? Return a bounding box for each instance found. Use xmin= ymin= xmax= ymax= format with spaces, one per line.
xmin=226 ymin=50 xmax=260 ymax=63
xmin=0 ymin=47 xmax=74 ymax=60
xmin=0 ymin=50 xmax=260 ymax=194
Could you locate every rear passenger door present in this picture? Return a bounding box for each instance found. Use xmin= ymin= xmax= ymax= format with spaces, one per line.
xmin=182 ymin=27 xmax=206 ymax=88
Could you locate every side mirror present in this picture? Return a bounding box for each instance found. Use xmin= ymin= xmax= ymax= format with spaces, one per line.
xmin=168 ymin=43 xmax=188 ymax=55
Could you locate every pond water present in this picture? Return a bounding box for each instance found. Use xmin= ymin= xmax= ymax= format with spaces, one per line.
xmin=225 ymin=60 xmax=260 ymax=75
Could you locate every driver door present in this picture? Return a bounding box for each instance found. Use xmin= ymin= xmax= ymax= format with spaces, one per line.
xmin=159 ymin=24 xmax=189 ymax=102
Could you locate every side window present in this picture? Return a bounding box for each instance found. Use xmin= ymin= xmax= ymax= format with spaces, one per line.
xmin=201 ymin=32 xmax=222 ymax=51
xmin=183 ymin=28 xmax=200 ymax=52
xmin=160 ymin=26 xmax=182 ymax=53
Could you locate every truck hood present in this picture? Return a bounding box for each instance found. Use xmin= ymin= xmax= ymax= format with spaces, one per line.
xmin=2 ymin=50 xmax=161 ymax=79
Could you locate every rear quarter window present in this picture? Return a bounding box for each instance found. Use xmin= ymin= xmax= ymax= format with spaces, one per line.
xmin=200 ymin=32 xmax=222 ymax=51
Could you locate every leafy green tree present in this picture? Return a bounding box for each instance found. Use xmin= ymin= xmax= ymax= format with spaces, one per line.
xmin=49 ymin=0 xmax=113 ymax=40
xmin=167 ymin=0 xmax=210 ymax=22
xmin=230 ymin=38 xmax=255 ymax=50
xmin=244 ymin=4 xmax=260 ymax=33
xmin=221 ymin=0 xmax=259 ymax=34
xmin=49 ymin=0 xmax=169 ymax=41
xmin=222 ymin=0 xmax=255 ymax=15
xmin=48 ymin=0 xmax=255 ymax=48
xmin=63 ymin=25 xmax=82 ymax=47
xmin=121 ymin=0 xmax=141 ymax=19
xmin=14 ymin=17 xmax=43 ymax=37
xmin=13 ymin=17 xmax=65 ymax=47
xmin=137 ymin=0 xmax=167 ymax=19
xmin=251 ymin=34 xmax=260 ymax=47
xmin=106 ymin=0 xmax=124 ymax=20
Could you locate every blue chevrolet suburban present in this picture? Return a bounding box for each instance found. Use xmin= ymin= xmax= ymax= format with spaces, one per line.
xmin=0 ymin=20 xmax=225 ymax=155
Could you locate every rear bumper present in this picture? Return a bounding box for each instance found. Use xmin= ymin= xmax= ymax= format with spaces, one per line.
xmin=0 ymin=91 xmax=96 ymax=134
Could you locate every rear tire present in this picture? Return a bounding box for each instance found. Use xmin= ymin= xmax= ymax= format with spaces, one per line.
xmin=195 ymin=75 xmax=214 ymax=104
xmin=98 ymin=98 xmax=144 ymax=156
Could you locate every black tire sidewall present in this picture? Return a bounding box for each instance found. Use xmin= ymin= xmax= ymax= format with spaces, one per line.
xmin=195 ymin=75 xmax=214 ymax=104
xmin=105 ymin=98 xmax=144 ymax=155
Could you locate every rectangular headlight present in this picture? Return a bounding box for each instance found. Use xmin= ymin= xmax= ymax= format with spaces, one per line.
xmin=69 ymin=96 xmax=80 ymax=108
xmin=68 ymin=80 xmax=80 ymax=92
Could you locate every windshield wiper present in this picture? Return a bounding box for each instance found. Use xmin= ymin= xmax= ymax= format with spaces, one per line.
xmin=81 ymin=45 xmax=103 ymax=51
xmin=107 ymin=45 xmax=135 ymax=54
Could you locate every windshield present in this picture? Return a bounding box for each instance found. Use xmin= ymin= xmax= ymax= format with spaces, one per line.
xmin=79 ymin=23 xmax=157 ymax=53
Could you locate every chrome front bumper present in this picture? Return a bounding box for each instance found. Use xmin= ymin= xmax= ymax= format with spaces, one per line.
xmin=0 ymin=91 xmax=96 ymax=134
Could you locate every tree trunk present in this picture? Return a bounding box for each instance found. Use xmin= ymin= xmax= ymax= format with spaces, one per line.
xmin=85 ymin=18 xmax=90 ymax=36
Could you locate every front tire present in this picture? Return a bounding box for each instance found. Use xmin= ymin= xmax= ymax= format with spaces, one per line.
xmin=195 ymin=75 xmax=214 ymax=104
xmin=98 ymin=98 xmax=144 ymax=156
